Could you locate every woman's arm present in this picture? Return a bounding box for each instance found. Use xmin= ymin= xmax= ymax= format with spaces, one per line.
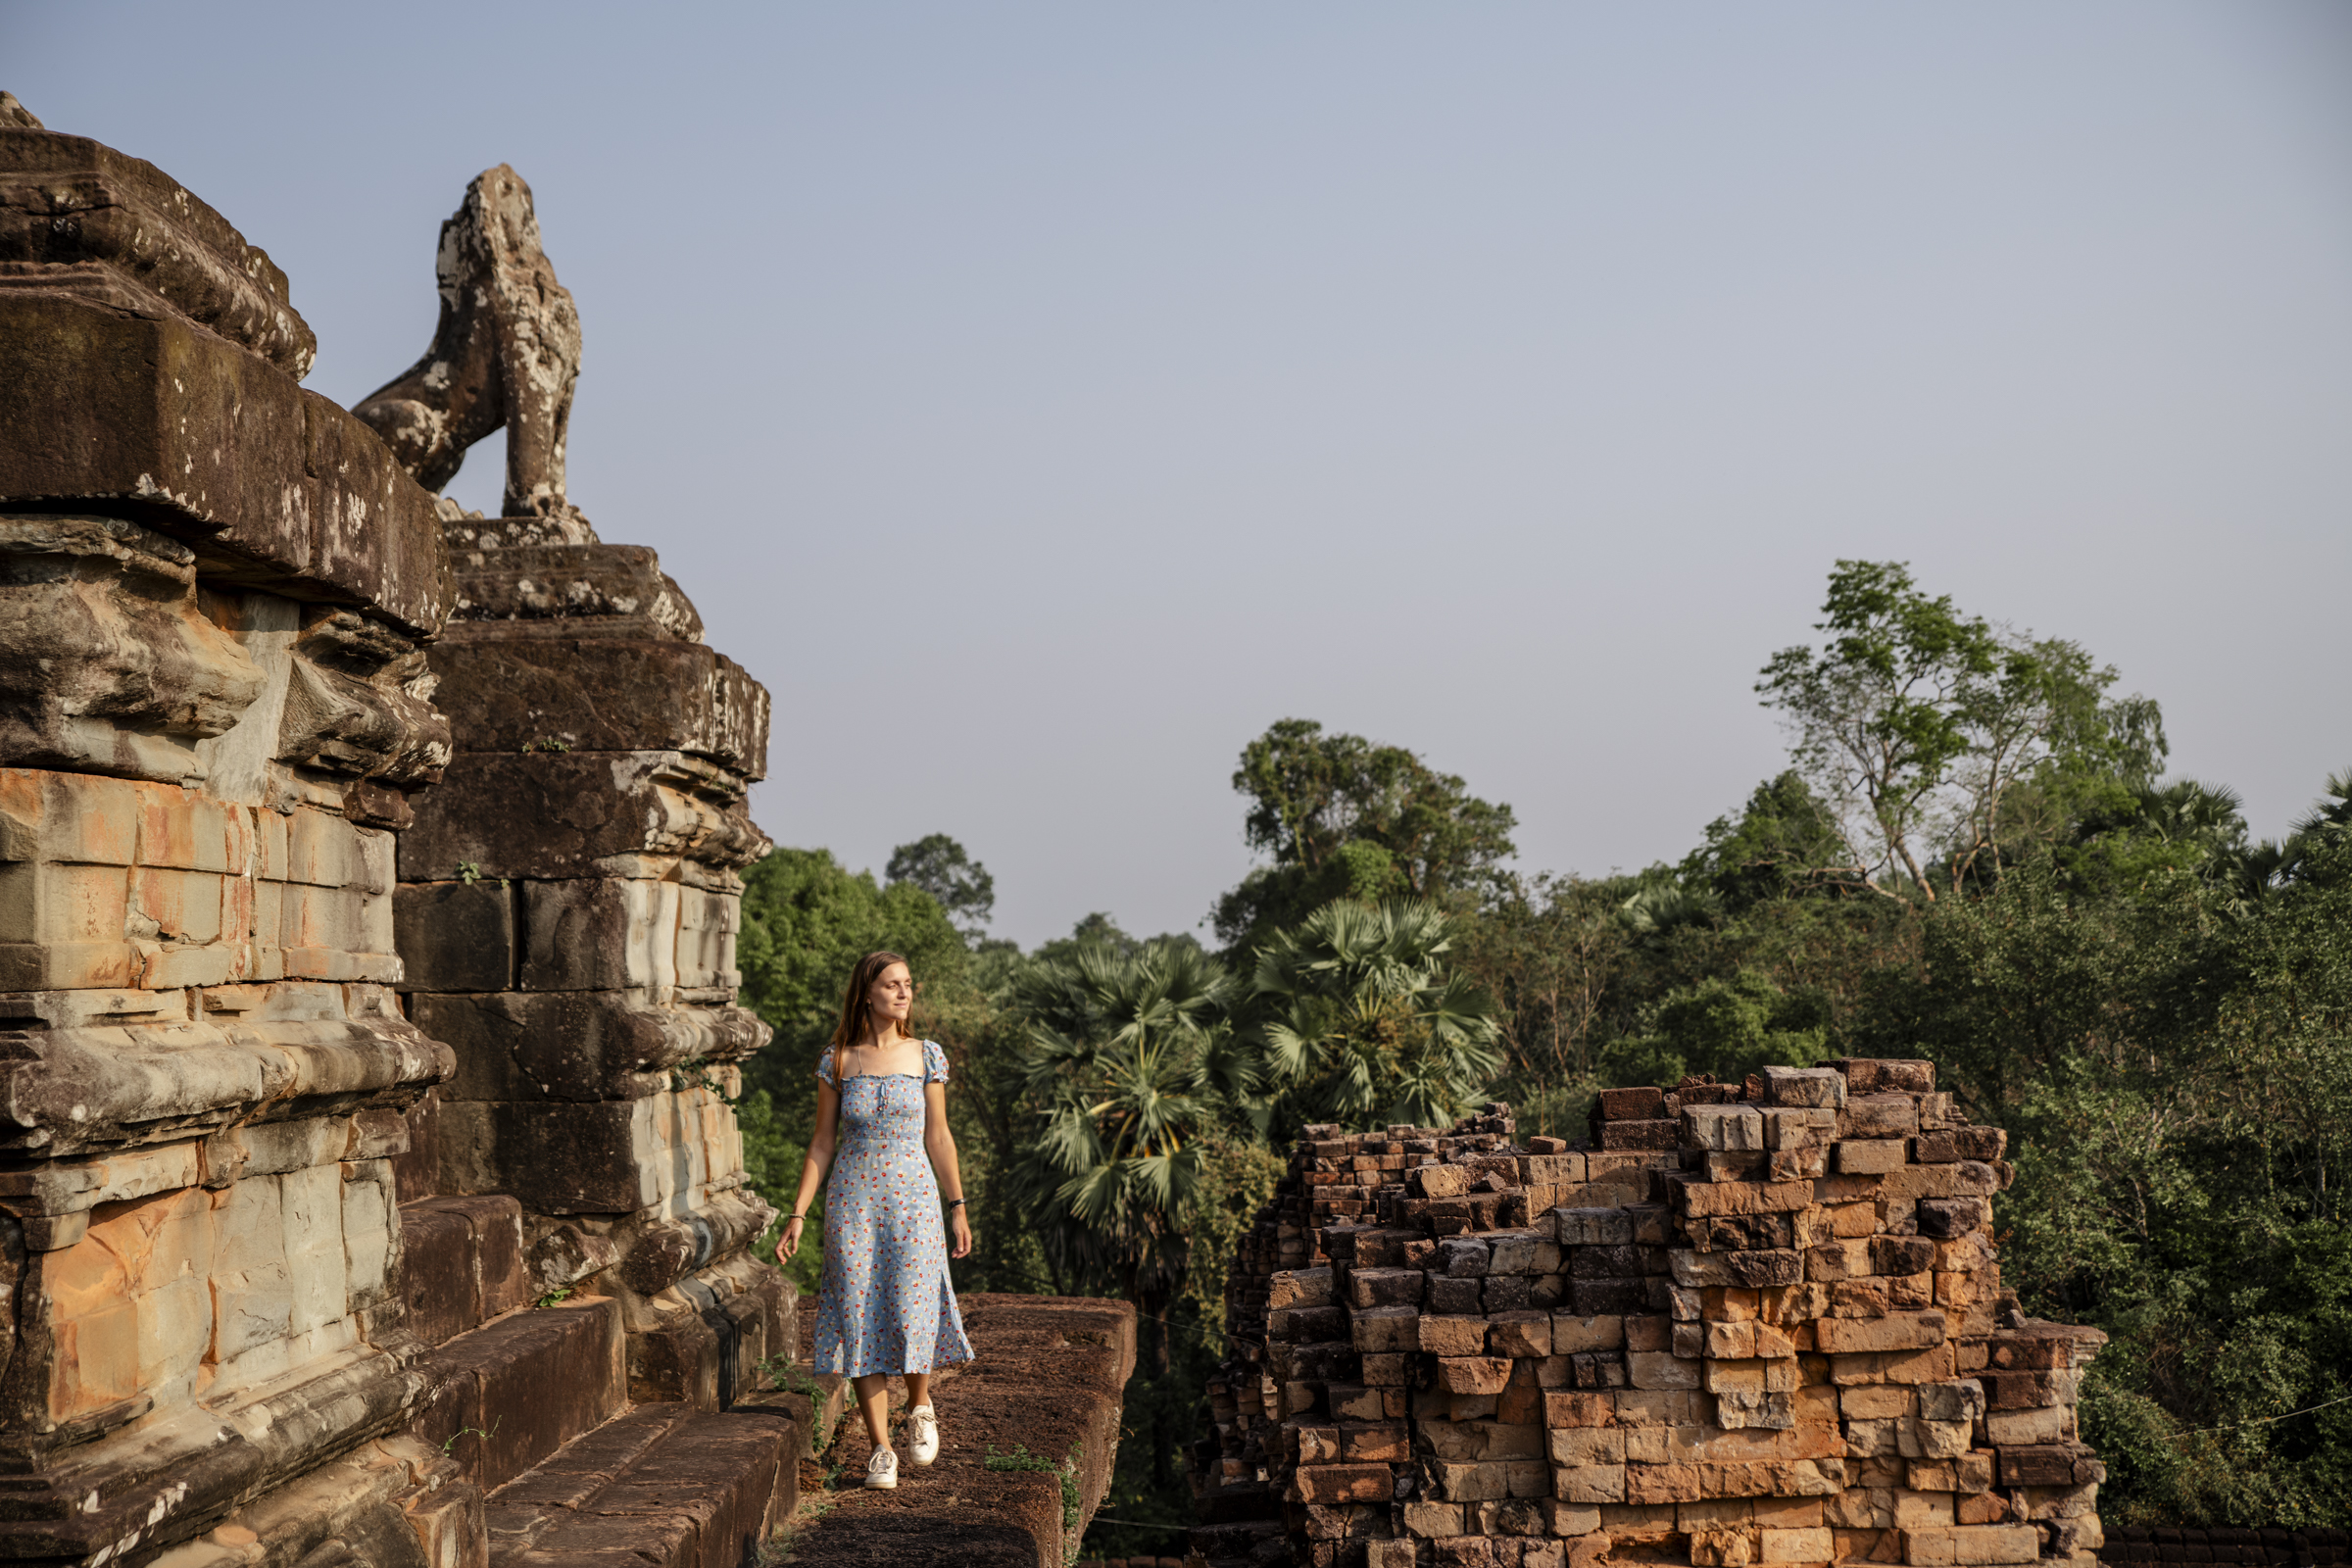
xmin=922 ymin=1080 xmax=972 ymax=1259
xmin=779 ymin=1077 xmax=841 ymax=1260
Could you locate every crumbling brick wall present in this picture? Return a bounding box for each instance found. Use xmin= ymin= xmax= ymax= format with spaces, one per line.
xmin=1193 ymin=1060 xmax=2108 ymax=1568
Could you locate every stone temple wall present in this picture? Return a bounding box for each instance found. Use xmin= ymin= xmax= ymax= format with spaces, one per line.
xmin=389 ymin=436 xmax=787 ymax=1411
xmin=0 ymin=101 xmax=814 ymax=1567
xmin=1191 ymin=1060 xmax=2110 ymax=1568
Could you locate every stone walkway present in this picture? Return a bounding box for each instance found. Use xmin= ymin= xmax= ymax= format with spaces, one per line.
xmin=769 ymin=1295 xmax=1136 ymax=1567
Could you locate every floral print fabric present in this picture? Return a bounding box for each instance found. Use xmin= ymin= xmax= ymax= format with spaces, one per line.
xmin=811 ymin=1039 xmax=973 ymax=1377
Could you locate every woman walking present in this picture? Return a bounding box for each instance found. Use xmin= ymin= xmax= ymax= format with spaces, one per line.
xmin=781 ymin=951 xmax=974 ymax=1490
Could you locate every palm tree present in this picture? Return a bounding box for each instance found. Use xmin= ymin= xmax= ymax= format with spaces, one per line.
xmin=1247 ymin=899 xmax=1502 ymax=1138
xmin=1007 ymin=939 xmax=1244 ymax=1366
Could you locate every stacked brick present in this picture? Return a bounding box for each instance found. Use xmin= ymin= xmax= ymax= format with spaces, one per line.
xmin=1192 ymin=1061 xmax=2109 ymax=1568
xmin=1197 ymin=1105 xmax=1520 ymax=1561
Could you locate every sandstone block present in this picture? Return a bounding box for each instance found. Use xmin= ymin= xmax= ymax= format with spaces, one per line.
xmin=428 ymin=632 xmax=767 ymax=778
xmin=393 ymin=880 xmax=515 ymax=993
xmin=1995 ymin=1445 xmax=2079 ymax=1487
xmin=1716 ymin=1391 xmax=1797 ymax=1432
xmin=1671 ymin=1250 xmax=1803 ymax=1290
xmin=1761 ymin=1108 xmax=1838 ymax=1152
xmin=1552 ymin=1463 xmax=1627 ymax=1503
xmin=399 ymin=751 xmax=766 ymax=882
xmin=1553 ymin=1313 xmax=1625 ymax=1354
xmin=1353 ymin=1304 xmax=1420 ymax=1353
xmin=1912 ymin=1128 xmax=2006 ymax=1164
xmin=1759 ymin=1526 xmax=1834 ymax=1562
xmin=1568 ymin=1276 xmax=1652 ymax=1316
xmin=1831 ymin=1058 xmax=1936 ymax=1094
xmin=1978 ymin=1370 xmax=2070 ymax=1409
xmin=1544 ymin=1391 xmax=1618 ymax=1428
xmin=1878 ymin=1161 xmax=2002 ymax=1201
xmin=1490 ymin=1310 xmax=1552 ymax=1358
xmin=1422 ymin=1317 xmax=1491 ymax=1357
xmin=1918 ymin=1198 xmax=1991 ymax=1239
xmin=1815 ymin=1311 xmax=1946 ymax=1355
xmin=1901 ymin=1524 xmax=2038 ymax=1566
xmin=1547 ymin=1427 xmax=1627 ymax=1466
xmin=1442 ymin=1235 xmax=1493 ymax=1276
xmin=1402 ymin=1501 xmax=1465 ymax=1539
xmin=1842 ymin=1384 xmax=1914 ymax=1420
xmin=0 ymin=130 xmax=315 ymax=372
xmin=1841 ymin=1093 xmax=1920 ymax=1140
xmin=1805 ymin=1239 xmax=1872 ymax=1283
xmin=1835 ymin=1140 xmax=1910 ymax=1175
xmin=1830 ymin=1345 xmax=1957 ymax=1387
xmin=1917 ymin=1380 xmax=1986 ymax=1423
xmin=1684 ymin=1105 xmax=1765 ymax=1152
xmin=415 ymin=989 xmax=765 ymax=1104
xmin=1348 ymin=1266 xmax=1423 ymax=1308
xmin=1438 ymin=1357 xmax=1515 ymax=1396
xmin=1626 ymin=1352 xmax=1701 ymax=1391
xmin=0 ymin=296 xmax=446 ymax=634
xmin=1872 ymin=1236 xmax=1938 ymax=1276
xmin=1291 ymin=1462 xmax=1394 ymax=1504
xmin=1413 ymin=1163 xmax=1472 ymax=1199
xmin=1669 ymin=1179 xmax=1815 ymax=1219
xmin=1600 ymin=1118 xmax=1680 ymax=1151
xmin=1984 ymin=1405 xmax=2073 ymax=1446
xmin=1488 ymin=1230 xmax=1543 ymax=1275
xmin=1555 ymin=1207 xmax=1637 ymax=1246
xmin=1432 ymin=1460 xmax=1507 ymax=1501
xmin=1761 ymin=1067 xmax=1846 ymax=1109
xmin=1897 ymin=1419 xmax=1975 ymax=1461
xmin=1597 ymin=1087 xmax=1666 ymax=1120
xmin=1522 ymin=1152 xmax=1587 ymax=1183
xmin=1279 ymin=1259 xmax=1336 ymax=1316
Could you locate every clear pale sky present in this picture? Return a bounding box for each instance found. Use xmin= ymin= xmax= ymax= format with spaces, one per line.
xmin=10 ymin=2 xmax=2349 ymax=947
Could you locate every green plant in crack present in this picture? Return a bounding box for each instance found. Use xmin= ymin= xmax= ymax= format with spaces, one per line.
xmin=983 ymin=1443 xmax=1083 ymax=1547
xmin=670 ymin=1058 xmax=739 ymax=1103
xmin=440 ymin=1415 xmax=502 ymax=1455
xmin=760 ymin=1351 xmax=841 ymax=1454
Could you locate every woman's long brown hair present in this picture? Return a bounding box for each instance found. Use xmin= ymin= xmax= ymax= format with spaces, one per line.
xmin=828 ymin=951 xmax=916 ymax=1051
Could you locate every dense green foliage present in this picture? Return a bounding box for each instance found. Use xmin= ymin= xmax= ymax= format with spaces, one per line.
xmin=730 ymin=561 xmax=2349 ymax=1547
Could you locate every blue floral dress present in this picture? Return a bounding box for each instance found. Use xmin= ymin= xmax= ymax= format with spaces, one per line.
xmin=811 ymin=1040 xmax=974 ymax=1377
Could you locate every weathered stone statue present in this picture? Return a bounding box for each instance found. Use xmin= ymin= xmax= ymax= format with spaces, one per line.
xmin=364 ymin=162 xmax=786 ymax=1410
xmin=355 ymin=166 xmax=592 ymax=543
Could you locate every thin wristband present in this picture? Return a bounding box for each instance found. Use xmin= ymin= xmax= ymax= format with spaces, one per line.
xmin=788 ymin=1212 xmax=808 ymax=1220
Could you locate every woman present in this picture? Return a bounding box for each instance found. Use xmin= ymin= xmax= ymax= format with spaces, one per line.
xmin=781 ymin=951 xmax=974 ymax=1490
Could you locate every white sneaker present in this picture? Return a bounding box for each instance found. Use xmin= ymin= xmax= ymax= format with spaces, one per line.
xmin=906 ymin=1404 xmax=940 ymax=1466
xmin=864 ymin=1448 xmax=898 ymax=1490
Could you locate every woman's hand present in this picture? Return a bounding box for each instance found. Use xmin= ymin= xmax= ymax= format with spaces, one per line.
xmin=950 ymin=1206 xmax=972 ymax=1259
xmin=780 ymin=1216 xmax=806 ymax=1260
